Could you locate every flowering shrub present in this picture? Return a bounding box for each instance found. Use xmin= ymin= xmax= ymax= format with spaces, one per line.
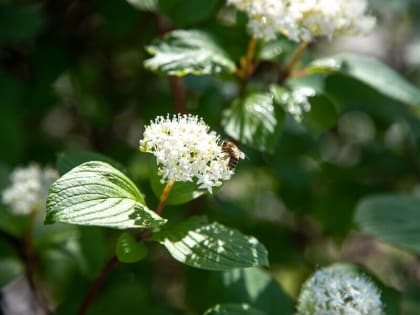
xmin=1 ymin=0 xmax=420 ymax=315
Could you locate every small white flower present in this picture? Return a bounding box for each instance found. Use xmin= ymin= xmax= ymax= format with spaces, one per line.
xmin=277 ymin=87 xmax=314 ymax=122
xmin=227 ymin=0 xmax=376 ymax=42
xmin=2 ymin=164 xmax=59 ymax=215
xmin=139 ymin=114 xmax=233 ymax=193
xmin=297 ymin=264 xmax=384 ymax=315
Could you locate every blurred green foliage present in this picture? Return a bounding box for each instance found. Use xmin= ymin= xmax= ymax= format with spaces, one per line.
xmin=2 ymin=0 xmax=420 ymax=314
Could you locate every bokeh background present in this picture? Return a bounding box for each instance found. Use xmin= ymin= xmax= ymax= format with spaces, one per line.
xmin=1 ymin=0 xmax=420 ymax=314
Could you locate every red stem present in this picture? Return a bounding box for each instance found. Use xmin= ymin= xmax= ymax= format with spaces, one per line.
xmin=77 ymin=181 xmax=174 ymax=315
xmin=169 ymin=76 xmax=186 ymax=114
xmin=278 ymin=41 xmax=308 ymax=84
xmin=155 ymin=181 xmax=175 ymax=216
xmin=237 ymin=37 xmax=257 ymax=96
xmin=77 ymin=256 xmax=119 ymax=315
xmin=154 ymin=13 xmax=187 ymax=114
xmin=77 ymin=12 xmax=184 ymax=315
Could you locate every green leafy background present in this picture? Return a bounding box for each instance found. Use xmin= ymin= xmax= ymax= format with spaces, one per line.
xmin=1 ymin=0 xmax=420 ymax=314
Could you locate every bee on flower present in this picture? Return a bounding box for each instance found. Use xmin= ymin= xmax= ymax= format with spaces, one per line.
xmin=139 ymin=114 xmax=239 ymax=193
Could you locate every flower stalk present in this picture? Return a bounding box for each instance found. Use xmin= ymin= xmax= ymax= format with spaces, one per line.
xmin=278 ymin=41 xmax=308 ymax=84
xmin=236 ymin=37 xmax=257 ymax=96
xmin=155 ymin=181 xmax=175 ymax=216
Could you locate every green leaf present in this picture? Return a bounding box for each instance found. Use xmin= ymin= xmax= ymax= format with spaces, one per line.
xmin=116 ymin=232 xmax=148 ymax=263
xmin=204 ymin=304 xmax=266 ymax=315
xmin=154 ymin=217 xmax=269 ymax=271
xmin=222 ymin=93 xmax=284 ymax=153
xmin=78 ymin=227 xmax=107 ymax=275
xmin=45 ymin=161 xmax=166 ymax=229
xmin=304 ymin=94 xmax=337 ymax=133
xmin=56 ymin=149 xmax=127 ymax=175
xmin=308 ymin=53 xmax=420 ymax=106
xmin=207 ymin=268 xmax=295 ymax=315
xmin=355 ymin=195 xmax=420 ymax=253
xmin=149 ymin=158 xmax=205 ymax=205
xmin=126 ymin=0 xmax=158 ymax=11
xmin=144 ymin=30 xmax=236 ymax=77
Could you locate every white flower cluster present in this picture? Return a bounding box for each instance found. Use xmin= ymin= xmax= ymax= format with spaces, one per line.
xmin=227 ymin=0 xmax=376 ymax=42
xmin=139 ymin=114 xmax=232 ymax=193
xmin=228 ymin=0 xmax=286 ymax=41
xmin=2 ymin=164 xmax=59 ymax=215
xmin=297 ymin=264 xmax=384 ymax=315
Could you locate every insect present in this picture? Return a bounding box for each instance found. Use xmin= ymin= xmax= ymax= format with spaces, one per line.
xmin=222 ymin=140 xmax=246 ymax=170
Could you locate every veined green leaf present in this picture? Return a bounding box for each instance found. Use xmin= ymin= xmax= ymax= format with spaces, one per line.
xmin=308 ymin=53 xmax=420 ymax=106
xmin=45 ymin=161 xmax=166 ymax=229
xmin=154 ymin=216 xmax=268 ymax=271
xmin=222 ymin=93 xmax=284 ymax=153
xmin=204 ymin=304 xmax=266 ymax=315
xmin=355 ymin=195 xmax=420 ymax=253
xmin=144 ymin=30 xmax=236 ymax=76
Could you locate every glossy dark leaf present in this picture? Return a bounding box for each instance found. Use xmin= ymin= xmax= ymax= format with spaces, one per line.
xmin=355 ymin=195 xmax=420 ymax=253
xmin=308 ymin=53 xmax=420 ymax=106
xmin=154 ymin=217 xmax=269 ymax=271
xmin=222 ymin=93 xmax=284 ymax=153
xmin=145 ymin=30 xmax=236 ymax=76
xmin=207 ymin=267 xmax=295 ymax=315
